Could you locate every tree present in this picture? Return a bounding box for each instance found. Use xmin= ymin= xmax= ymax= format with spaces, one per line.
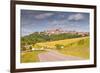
xmin=55 ymin=44 xmax=64 ymax=49
xmin=29 ymin=46 xmax=32 ymax=52
xmin=21 ymin=46 xmax=26 ymax=51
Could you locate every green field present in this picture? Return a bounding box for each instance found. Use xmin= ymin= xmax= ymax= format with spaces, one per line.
xmin=21 ymin=36 xmax=90 ymax=63
xmin=33 ymin=37 xmax=90 ymax=59
xmin=21 ymin=50 xmax=46 ymax=63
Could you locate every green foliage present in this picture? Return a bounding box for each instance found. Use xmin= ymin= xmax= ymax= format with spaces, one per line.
xmin=55 ymin=44 xmax=64 ymax=49
xmin=49 ymin=33 xmax=81 ymax=41
xmin=21 ymin=33 xmax=82 ymax=44
xmin=21 ymin=47 xmax=26 ymax=51
xmin=21 ymin=32 xmax=84 ymax=51
xmin=21 ymin=37 xmax=90 ymax=63
xmin=29 ymin=46 xmax=32 ymax=51
xmin=21 ymin=50 xmax=46 ymax=63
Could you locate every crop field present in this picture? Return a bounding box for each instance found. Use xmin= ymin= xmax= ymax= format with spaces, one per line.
xmin=34 ymin=36 xmax=90 ymax=59
xmin=21 ymin=36 xmax=90 ymax=63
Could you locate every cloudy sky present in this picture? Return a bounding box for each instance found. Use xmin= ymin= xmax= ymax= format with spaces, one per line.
xmin=21 ymin=10 xmax=90 ymax=36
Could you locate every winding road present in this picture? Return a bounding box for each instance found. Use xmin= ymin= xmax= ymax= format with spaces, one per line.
xmin=38 ymin=49 xmax=82 ymax=62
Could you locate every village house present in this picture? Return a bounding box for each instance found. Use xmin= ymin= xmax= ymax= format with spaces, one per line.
xmin=45 ymin=28 xmax=89 ymax=37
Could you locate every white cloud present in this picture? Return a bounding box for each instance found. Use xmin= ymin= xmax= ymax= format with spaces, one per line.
xmin=68 ymin=13 xmax=84 ymax=21
xmin=50 ymin=20 xmax=68 ymax=25
xmin=35 ymin=13 xmax=54 ymax=19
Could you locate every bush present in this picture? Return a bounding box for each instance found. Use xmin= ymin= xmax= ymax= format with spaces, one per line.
xmin=55 ymin=44 xmax=64 ymax=49
xmin=21 ymin=46 xmax=26 ymax=51
xmin=21 ymin=32 xmax=83 ymax=46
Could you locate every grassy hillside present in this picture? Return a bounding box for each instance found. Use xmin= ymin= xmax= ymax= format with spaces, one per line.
xmin=21 ymin=33 xmax=82 ymax=50
xmin=21 ymin=36 xmax=90 ymax=63
xmin=21 ymin=50 xmax=46 ymax=63
xmin=33 ymin=37 xmax=90 ymax=59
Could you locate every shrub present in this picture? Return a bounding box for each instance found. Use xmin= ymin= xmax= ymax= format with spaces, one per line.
xmin=55 ymin=44 xmax=64 ymax=49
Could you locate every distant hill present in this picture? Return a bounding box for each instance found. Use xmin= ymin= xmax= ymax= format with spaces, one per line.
xmin=21 ymin=30 xmax=89 ymax=46
xmin=31 ymin=28 xmax=89 ymax=37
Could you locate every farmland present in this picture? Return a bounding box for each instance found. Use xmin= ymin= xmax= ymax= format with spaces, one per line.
xmin=20 ymin=10 xmax=90 ymax=63
xmin=21 ymin=36 xmax=90 ymax=63
xmin=33 ymin=36 xmax=90 ymax=59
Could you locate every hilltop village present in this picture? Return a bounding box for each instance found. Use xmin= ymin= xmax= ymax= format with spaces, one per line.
xmin=37 ymin=28 xmax=89 ymax=37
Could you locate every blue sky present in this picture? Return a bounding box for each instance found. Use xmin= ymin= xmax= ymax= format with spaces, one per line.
xmin=21 ymin=10 xmax=90 ymax=36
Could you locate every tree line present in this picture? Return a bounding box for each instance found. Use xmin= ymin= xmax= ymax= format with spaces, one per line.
xmin=21 ymin=32 xmax=83 ymax=50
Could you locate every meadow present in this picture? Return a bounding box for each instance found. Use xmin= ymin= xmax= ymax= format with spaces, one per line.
xmin=21 ymin=50 xmax=46 ymax=63
xmin=21 ymin=36 xmax=90 ymax=63
xmin=34 ymin=37 xmax=90 ymax=59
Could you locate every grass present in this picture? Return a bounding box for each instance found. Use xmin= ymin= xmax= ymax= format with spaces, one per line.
xmin=21 ymin=50 xmax=46 ymax=63
xmin=33 ymin=36 xmax=90 ymax=59
xmin=58 ymin=37 xmax=90 ymax=59
xmin=21 ymin=36 xmax=90 ymax=63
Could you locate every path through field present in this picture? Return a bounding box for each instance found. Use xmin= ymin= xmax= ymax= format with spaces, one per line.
xmin=38 ymin=49 xmax=82 ymax=62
